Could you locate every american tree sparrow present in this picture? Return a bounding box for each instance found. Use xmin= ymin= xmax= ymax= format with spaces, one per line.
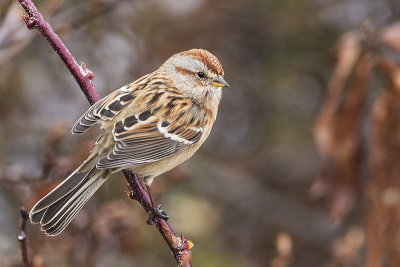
xmin=30 ymin=49 xmax=229 ymax=235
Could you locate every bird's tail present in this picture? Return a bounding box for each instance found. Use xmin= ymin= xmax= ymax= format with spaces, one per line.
xmin=29 ymin=154 xmax=111 ymax=236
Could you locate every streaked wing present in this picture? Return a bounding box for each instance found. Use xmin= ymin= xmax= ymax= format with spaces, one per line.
xmin=96 ymin=110 xmax=203 ymax=169
xmin=72 ymin=74 xmax=151 ymax=134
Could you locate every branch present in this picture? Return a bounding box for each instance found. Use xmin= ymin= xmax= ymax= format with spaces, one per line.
xmin=17 ymin=207 xmax=30 ymax=267
xmin=17 ymin=1 xmax=193 ymax=266
xmin=124 ymin=171 xmax=193 ymax=266
xmin=18 ymin=0 xmax=99 ymax=105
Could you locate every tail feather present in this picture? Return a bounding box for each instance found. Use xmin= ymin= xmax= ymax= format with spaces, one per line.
xmin=31 ymin=171 xmax=88 ymax=216
xmin=44 ymin=196 xmax=88 ymax=235
xmin=42 ymin=172 xmax=106 ymax=236
xmin=30 ymin=165 xmax=110 ymax=236
xmin=40 ymin=167 xmax=97 ymax=225
xmin=46 ymin=177 xmax=105 ymax=236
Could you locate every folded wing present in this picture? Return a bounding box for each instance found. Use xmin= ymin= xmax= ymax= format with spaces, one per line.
xmin=96 ymin=109 xmax=203 ymax=169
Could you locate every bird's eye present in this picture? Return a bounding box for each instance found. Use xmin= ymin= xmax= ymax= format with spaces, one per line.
xmin=197 ymin=71 xmax=205 ymax=78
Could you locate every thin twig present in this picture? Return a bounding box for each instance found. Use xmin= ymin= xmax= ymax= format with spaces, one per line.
xmin=18 ymin=207 xmax=30 ymax=267
xmin=17 ymin=0 xmax=193 ymax=266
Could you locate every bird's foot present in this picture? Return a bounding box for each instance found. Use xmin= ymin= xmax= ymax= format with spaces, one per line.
xmin=146 ymin=204 xmax=169 ymax=225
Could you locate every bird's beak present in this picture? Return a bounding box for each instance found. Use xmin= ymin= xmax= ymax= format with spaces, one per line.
xmin=212 ymin=76 xmax=230 ymax=87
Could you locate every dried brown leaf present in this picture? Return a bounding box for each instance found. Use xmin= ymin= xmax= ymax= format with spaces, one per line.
xmin=380 ymin=21 xmax=400 ymax=53
xmin=365 ymin=60 xmax=400 ymax=267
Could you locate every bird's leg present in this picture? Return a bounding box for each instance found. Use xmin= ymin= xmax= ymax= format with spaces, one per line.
xmin=145 ymin=182 xmax=169 ymax=225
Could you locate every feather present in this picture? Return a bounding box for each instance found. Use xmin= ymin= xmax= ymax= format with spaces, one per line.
xmin=71 ymin=83 xmax=139 ymax=134
xmin=30 ymin=164 xmax=110 ymax=236
xmin=96 ymin=113 xmax=203 ymax=169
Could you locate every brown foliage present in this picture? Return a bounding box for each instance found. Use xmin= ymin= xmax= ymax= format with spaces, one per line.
xmin=365 ymin=60 xmax=400 ymax=267
xmin=314 ymin=20 xmax=400 ymax=266
xmin=313 ymin=31 xmax=372 ymax=221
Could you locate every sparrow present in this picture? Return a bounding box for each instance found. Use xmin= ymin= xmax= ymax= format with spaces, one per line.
xmin=29 ymin=48 xmax=229 ymax=235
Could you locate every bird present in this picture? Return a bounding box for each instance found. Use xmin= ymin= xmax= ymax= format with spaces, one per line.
xmin=29 ymin=48 xmax=229 ymax=236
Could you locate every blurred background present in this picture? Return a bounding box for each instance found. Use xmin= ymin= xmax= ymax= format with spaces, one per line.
xmin=1 ymin=0 xmax=400 ymax=266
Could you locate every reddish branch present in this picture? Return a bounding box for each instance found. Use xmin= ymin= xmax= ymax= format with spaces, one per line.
xmin=18 ymin=0 xmax=99 ymax=104
xmin=124 ymin=171 xmax=193 ymax=266
xmin=17 ymin=207 xmax=30 ymax=267
xmin=17 ymin=0 xmax=192 ymax=266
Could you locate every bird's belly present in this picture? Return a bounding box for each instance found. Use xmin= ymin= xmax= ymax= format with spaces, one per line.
xmin=130 ymin=146 xmax=198 ymax=179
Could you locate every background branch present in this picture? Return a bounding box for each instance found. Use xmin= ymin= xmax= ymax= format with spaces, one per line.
xmin=17 ymin=0 xmax=192 ymax=266
xmin=17 ymin=207 xmax=29 ymax=267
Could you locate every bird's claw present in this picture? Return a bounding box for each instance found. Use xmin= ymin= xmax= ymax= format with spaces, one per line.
xmin=146 ymin=204 xmax=169 ymax=225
